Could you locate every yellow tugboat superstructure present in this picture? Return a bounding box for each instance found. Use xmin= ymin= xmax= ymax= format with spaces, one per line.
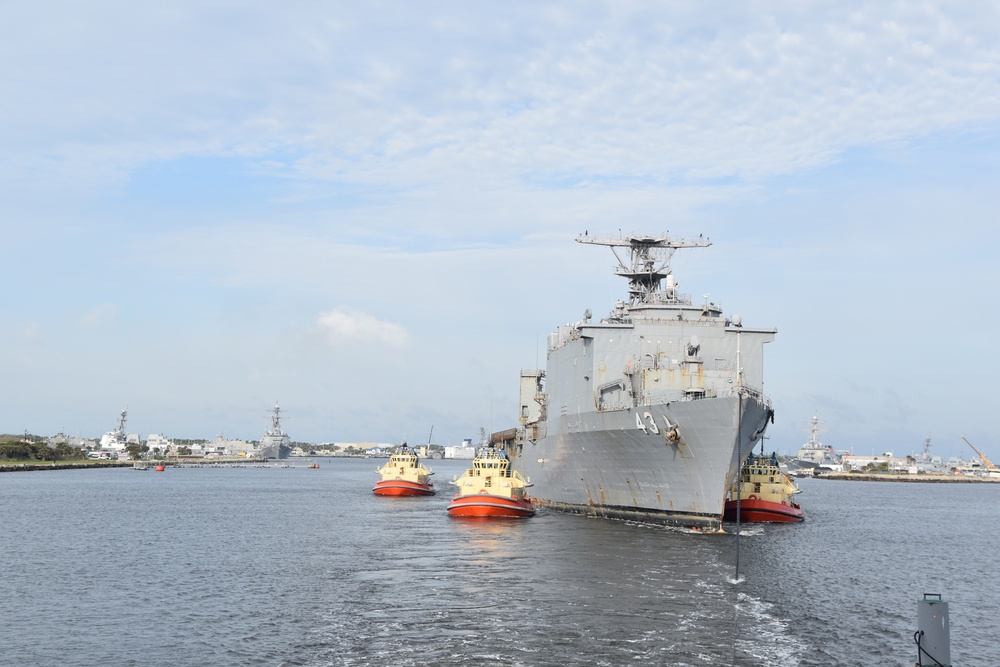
xmin=373 ymin=443 xmax=435 ymax=496
xmin=447 ymin=446 xmax=535 ymax=518
xmin=724 ymin=452 xmax=803 ymax=522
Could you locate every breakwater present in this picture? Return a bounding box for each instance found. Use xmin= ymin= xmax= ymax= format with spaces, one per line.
xmin=817 ymin=472 xmax=1000 ymax=483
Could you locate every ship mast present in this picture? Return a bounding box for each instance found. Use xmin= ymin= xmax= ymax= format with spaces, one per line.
xmin=805 ymin=415 xmax=823 ymax=449
xmin=115 ymin=407 xmax=127 ymax=440
xmin=576 ymin=232 xmax=712 ymax=306
xmin=269 ymin=402 xmax=284 ymax=436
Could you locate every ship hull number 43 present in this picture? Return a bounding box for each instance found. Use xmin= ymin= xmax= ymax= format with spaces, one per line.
xmin=636 ymin=411 xmax=682 ymax=444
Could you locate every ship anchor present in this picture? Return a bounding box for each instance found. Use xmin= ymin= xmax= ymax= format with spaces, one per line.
xmin=662 ymin=415 xmax=684 ymax=447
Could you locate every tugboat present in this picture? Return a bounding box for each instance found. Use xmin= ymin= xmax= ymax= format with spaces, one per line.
xmin=372 ymin=443 xmax=435 ymax=496
xmin=724 ymin=450 xmax=804 ymax=523
xmin=447 ymin=446 xmax=535 ymax=518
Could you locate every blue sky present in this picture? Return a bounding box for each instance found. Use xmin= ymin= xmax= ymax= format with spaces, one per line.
xmin=3 ymin=2 xmax=998 ymax=459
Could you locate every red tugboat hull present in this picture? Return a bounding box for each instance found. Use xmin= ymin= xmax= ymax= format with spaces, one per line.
xmin=724 ymin=498 xmax=804 ymax=523
xmin=373 ymin=480 xmax=435 ymax=496
xmin=446 ymin=493 xmax=535 ymax=518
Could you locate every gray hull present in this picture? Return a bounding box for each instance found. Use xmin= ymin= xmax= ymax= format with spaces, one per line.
xmin=259 ymin=443 xmax=291 ymax=460
xmin=516 ymin=394 xmax=771 ymax=530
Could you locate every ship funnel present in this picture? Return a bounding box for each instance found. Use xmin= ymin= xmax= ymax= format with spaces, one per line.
xmin=915 ymin=593 xmax=950 ymax=666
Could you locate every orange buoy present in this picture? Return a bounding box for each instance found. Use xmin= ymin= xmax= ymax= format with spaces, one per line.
xmin=154 ymin=465 xmax=166 ymax=472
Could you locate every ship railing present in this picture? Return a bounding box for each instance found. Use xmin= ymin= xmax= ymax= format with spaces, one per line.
xmin=731 ymin=385 xmax=772 ymax=408
xmin=643 ymin=290 xmax=693 ymax=306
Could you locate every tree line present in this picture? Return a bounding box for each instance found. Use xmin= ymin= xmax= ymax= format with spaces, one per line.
xmin=0 ymin=439 xmax=85 ymax=461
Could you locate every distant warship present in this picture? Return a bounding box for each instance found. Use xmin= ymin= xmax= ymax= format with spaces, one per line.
xmin=99 ymin=407 xmax=129 ymax=451
xmin=259 ymin=402 xmax=291 ymax=460
xmin=792 ymin=414 xmax=845 ymax=471
xmin=510 ymin=233 xmax=776 ymax=530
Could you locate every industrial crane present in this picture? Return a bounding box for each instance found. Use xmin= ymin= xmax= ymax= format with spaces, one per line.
xmin=961 ymin=436 xmax=996 ymax=470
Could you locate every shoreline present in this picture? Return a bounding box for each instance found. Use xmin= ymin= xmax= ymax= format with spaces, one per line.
xmin=0 ymin=457 xmax=269 ymax=473
xmin=815 ymin=472 xmax=1000 ymax=483
xmin=0 ymin=461 xmax=132 ymax=472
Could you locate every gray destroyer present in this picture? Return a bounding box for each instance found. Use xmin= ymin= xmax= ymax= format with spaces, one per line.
xmin=509 ymin=233 xmax=776 ymax=530
xmin=259 ymin=402 xmax=291 ymax=460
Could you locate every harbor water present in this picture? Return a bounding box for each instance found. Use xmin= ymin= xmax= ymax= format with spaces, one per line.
xmin=2 ymin=459 xmax=998 ymax=666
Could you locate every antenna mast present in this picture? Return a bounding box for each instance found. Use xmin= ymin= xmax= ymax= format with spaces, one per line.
xmin=576 ymin=232 xmax=711 ymax=306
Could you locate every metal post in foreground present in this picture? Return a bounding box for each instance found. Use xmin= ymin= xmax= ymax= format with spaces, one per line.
xmin=915 ymin=593 xmax=951 ymax=666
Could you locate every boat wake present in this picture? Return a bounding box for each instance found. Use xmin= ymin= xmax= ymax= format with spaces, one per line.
xmin=733 ymin=591 xmax=808 ymax=666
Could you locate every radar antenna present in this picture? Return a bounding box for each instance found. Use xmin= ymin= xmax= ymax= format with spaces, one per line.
xmin=576 ymin=232 xmax=711 ymax=305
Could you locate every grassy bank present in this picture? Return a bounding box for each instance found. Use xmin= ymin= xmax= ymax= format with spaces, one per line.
xmin=0 ymin=460 xmax=131 ymax=472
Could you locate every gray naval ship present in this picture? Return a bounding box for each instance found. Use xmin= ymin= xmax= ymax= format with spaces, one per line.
xmin=509 ymin=232 xmax=776 ymax=530
xmin=259 ymin=402 xmax=291 ymax=460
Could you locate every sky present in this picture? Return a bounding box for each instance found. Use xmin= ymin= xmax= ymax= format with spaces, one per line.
xmin=2 ymin=2 xmax=999 ymax=460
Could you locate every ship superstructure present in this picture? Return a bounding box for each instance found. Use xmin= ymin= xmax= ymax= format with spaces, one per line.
xmin=510 ymin=232 xmax=776 ymax=530
xmin=99 ymin=408 xmax=129 ymax=453
xmin=793 ymin=415 xmax=846 ymax=471
xmin=259 ymin=402 xmax=291 ymax=460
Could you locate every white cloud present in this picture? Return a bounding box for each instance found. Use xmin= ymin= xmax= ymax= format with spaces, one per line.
xmin=4 ymin=2 xmax=1000 ymax=220
xmin=316 ymin=307 xmax=408 ymax=347
xmin=20 ymin=322 xmax=40 ymax=342
xmin=82 ymin=303 xmax=119 ymax=326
